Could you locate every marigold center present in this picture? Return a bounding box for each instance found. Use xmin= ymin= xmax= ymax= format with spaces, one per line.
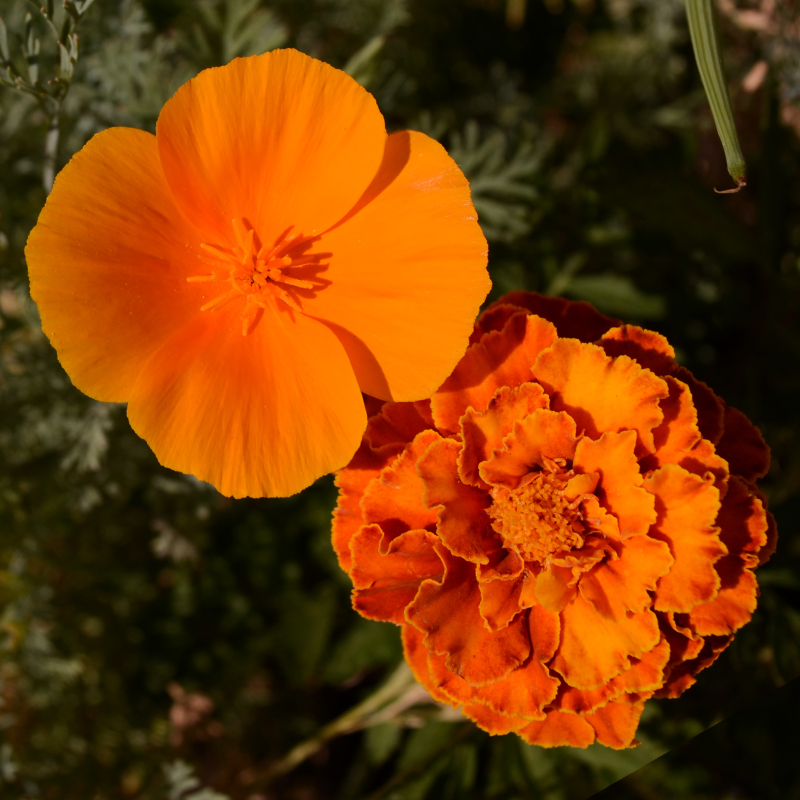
xmin=487 ymin=465 xmax=586 ymax=563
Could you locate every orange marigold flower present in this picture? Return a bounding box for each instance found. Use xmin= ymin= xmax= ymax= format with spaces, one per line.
xmin=25 ymin=49 xmax=490 ymax=498
xmin=333 ymin=291 xmax=776 ymax=749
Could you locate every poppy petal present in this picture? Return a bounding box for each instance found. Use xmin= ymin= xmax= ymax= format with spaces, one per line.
xmin=127 ymin=303 xmax=365 ymax=498
xmin=644 ymin=465 xmax=727 ymax=613
xmin=518 ymin=709 xmax=596 ymax=748
xmin=333 ymin=440 xmax=403 ymax=571
xmin=432 ymin=313 xmax=558 ymax=434
xmin=418 ymin=437 xmax=498 ymax=564
xmin=533 ymin=339 xmax=669 ymax=457
xmin=459 ymin=383 xmax=550 ymax=485
xmin=480 ymin=409 xmax=579 ymax=489
xmin=406 ymin=544 xmax=530 ymax=686
xmin=552 ymin=593 xmax=660 ymax=690
xmin=26 ymin=127 xmax=209 ymax=402
xmin=351 ymin=525 xmax=443 ymax=624
xmin=156 ymin=49 xmax=386 ymax=245
xmin=360 ymin=430 xmax=441 ymax=538
xmin=573 ymin=431 xmax=656 ymax=538
xmin=307 ymin=130 xmax=490 ymax=401
xmin=579 ymin=535 xmax=673 ymax=622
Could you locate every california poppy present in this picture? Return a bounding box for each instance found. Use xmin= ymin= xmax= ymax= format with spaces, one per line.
xmin=333 ymin=291 xmax=775 ymax=748
xmin=26 ymin=49 xmax=490 ymax=498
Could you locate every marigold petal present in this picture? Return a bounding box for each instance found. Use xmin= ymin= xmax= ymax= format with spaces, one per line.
xmin=716 ymin=404 xmax=771 ymax=481
xmin=685 ymin=557 xmax=758 ymax=636
xmin=490 ymin=291 xmax=620 ymax=342
xmin=644 ymin=465 xmax=727 ymax=613
xmin=26 ymin=128 xmax=208 ymax=402
xmin=534 ymin=566 xmax=579 ymax=613
xmin=672 ymin=367 xmax=725 ymax=444
xmin=432 ymin=313 xmax=558 ymax=434
xmin=579 ymin=535 xmax=673 ymax=622
xmin=469 ymin=303 xmax=526 ymax=345
xmin=402 ymin=624 xmax=454 ymax=706
xmin=459 ymin=383 xmax=550 ymax=486
xmin=518 ymin=709 xmax=596 ymax=748
xmin=417 ymin=438 xmax=499 ymax=564
xmin=308 ymin=130 xmax=490 ymax=401
xmin=717 ymin=476 xmax=769 ymax=563
xmin=533 ymin=340 xmax=669 ymax=457
xmin=478 ymin=573 xmax=525 ymax=631
xmin=573 ymin=431 xmax=657 ymax=538
xmin=351 ymin=525 xmax=443 ymax=624
xmin=655 ymin=634 xmax=732 ymax=699
xmin=480 ymin=409 xmax=579 ymax=489
xmin=462 ymin=704 xmax=530 ymax=734
xmin=405 ymin=544 xmax=530 ymax=686
xmin=127 ymin=304 xmax=364 ymax=498
xmin=584 ymin=700 xmax=645 ymax=749
xmin=365 ymin=401 xmax=432 ymax=450
xmin=599 ymin=325 xmax=676 ymax=373
xmin=333 ymin=440 xmax=403 ymax=571
xmin=360 ymin=430 xmax=441 ymax=538
xmin=157 ymin=49 xmax=385 ymax=244
xmin=551 ymin=593 xmax=660 ymax=690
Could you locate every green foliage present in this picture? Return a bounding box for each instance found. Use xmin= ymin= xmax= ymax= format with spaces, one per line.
xmin=0 ymin=0 xmax=799 ymax=798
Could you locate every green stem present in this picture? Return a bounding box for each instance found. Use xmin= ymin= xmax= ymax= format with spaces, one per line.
xmin=685 ymin=0 xmax=746 ymax=192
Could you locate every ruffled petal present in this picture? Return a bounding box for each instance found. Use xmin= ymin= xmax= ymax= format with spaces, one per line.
xmin=599 ymin=325 xmax=676 ymax=373
xmin=644 ymin=465 xmax=727 ymax=613
xmin=333 ymin=440 xmax=404 ymax=571
xmin=533 ymin=339 xmax=669 ymax=457
xmin=462 ymin=704 xmax=529 ymax=734
xmin=308 ymin=130 xmax=490 ymax=401
xmin=405 ymin=544 xmax=530 ymax=686
xmin=551 ymin=593 xmax=660 ymax=690
xmin=459 ymin=383 xmax=549 ymax=486
xmin=534 ymin=566 xmax=579 ymax=613
xmin=579 ymin=535 xmax=673 ymax=622
xmin=655 ymin=633 xmax=732 ymax=699
xmin=127 ymin=303 xmax=365 ymax=498
xmin=469 ymin=303 xmax=527 ymax=345
xmin=351 ymin=525 xmax=443 ymax=624
xmin=432 ymin=313 xmax=558 ymax=434
xmin=479 ymin=409 xmax=579 ymax=489
xmin=716 ymin=404 xmax=770 ymax=481
xmin=26 ymin=127 xmax=208 ymax=402
xmin=518 ymin=709 xmax=596 ymax=748
xmin=573 ymin=431 xmax=657 ymax=538
xmin=156 ymin=49 xmax=385 ymax=244
xmin=365 ymin=401 xmax=432 ymax=449
xmin=360 ymin=430 xmax=441 ymax=537
xmin=401 ymin=624 xmax=454 ymax=706
xmin=584 ymin=700 xmax=645 ymax=749
xmin=686 ymin=558 xmax=758 ymax=637
xmin=490 ymin=291 xmax=620 ymax=342
xmin=672 ymin=367 xmax=725 ymax=445
xmin=417 ymin=437 xmax=499 ymax=564
xmin=477 ymin=551 xmax=526 ymax=631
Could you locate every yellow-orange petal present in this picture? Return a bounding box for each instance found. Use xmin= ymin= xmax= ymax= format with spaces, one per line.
xmin=716 ymin=404 xmax=771 ymax=481
xmin=480 ymin=409 xmax=579 ymax=489
xmin=364 ymin=401 xmax=432 ymax=450
xmin=685 ymin=557 xmax=758 ymax=636
xmin=584 ymin=700 xmax=645 ymax=749
xmin=573 ymin=431 xmax=656 ymax=538
xmin=157 ymin=49 xmax=385 ymax=245
xmin=579 ymin=535 xmax=673 ymax=622
xmin=646 ymin=377 xmax=702 ymax=467
xmin=599 ymin=325 xmax=676 ymax=373
xmin=126 ymin=302 xmax=365 ymax=498
xmin=551 ymin=593 xmax=660 ymax=690
xmin=360 ymin=430 xmax=441 ymax=537
xmin=644 ymin=464 xmax=727 ymax=613
xmin=333 ymin=440 xmax=404 ymax=571
xmin=418 ymin=437 xmax=499 ymax=564
xmin=26 ymin=127 xmax=209 ymax=402
xmin=462 ymin=703 xmax=530 ymax=734
xmin=489 ymin=291 xmax=620 ymax=342
xmin=350 ymin=525 xmax=443 ymax=624
xmin=307 ymin=130 xmax=490 ymax=401
xmin=401 ymin=623 xmax=454 ymax=706
xmin=405 ymin=544 xmax=531 ymax=686
xmin=459 ymin=383 xmax=550 ymax=486
xmin=432 ymin=313 xmax=558 ymax=435
xmin=518 ymin=709 xmax=596 ymax=748
xmin=533 ymin=339 xmax=669 ymax=457
xmin=534 ymin=565 xmax=579 ymax=614
xmin=478 ymin=554 xmax=525 ymax=631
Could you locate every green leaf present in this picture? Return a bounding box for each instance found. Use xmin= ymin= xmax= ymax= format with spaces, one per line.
xmin=564 ymin=274 xmax=666 ymax=319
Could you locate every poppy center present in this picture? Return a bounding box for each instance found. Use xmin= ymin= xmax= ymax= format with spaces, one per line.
xmin=188 ymin=219 xmax=321 ymax=335
xmin=487 ymin=463 xmax=586 ymax=564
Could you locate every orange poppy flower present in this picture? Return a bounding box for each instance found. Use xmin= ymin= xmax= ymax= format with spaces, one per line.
xmin=25 ymin=49 xmax=490 ymax=498
xmin=333 ymin=291 xmax=776 ymax=748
